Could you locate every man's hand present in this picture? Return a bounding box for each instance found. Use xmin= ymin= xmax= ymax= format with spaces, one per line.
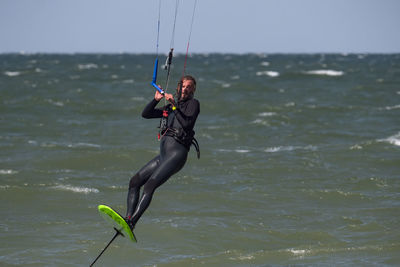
xmin=164 ymin=93 xmax=175 ymax=106
xmin=154 ymin=88 xmax=164 ymax=101
xmin=154 ymin=88 xmax=175 ymax=106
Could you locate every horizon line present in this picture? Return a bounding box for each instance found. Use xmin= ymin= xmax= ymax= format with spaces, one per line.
xmin=1 ymin=51 xmax=400 ymax=56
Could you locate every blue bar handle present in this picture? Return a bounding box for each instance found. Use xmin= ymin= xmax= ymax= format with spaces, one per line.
xmin=151 ymin=58 xmax=165 ymax=94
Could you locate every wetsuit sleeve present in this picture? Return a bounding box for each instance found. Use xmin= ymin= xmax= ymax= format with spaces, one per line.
xmin=173 ymin=99 xmax=200 ymax=130
xmin=142 ymin=99 xmax=163 ymax=119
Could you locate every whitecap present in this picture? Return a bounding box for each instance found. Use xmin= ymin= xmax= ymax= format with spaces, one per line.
xmin=382 ymin=104 xmax=400 ymax=111
xmin=260 ymin=61 xmax=270 ymax=67
xmin=46 ymin=99 xmax=64 ymax=107
xmin=287 ymin=248 xmax=310 ymax=255
xmin=235 ymin=149 xmax=250 ymax=153
xmin=213 ymin=80 xmax=231 ymax=88
xmin=258 ymin=112 xmax=277 ymax=117
xmin=122 ymin=79 xmax=134 ymax=84
xmin=265 ymin=147 xmax=285 ymax=153
xmin=265 ymin=145 xmax=317 ymax=153
xmin=213 ymin=79 xmax=230 ymax=86
xmin=40 ymin=141 xmax=100 ymax=149
xmin=237 ymin=255 xmax=255 ymax=260
xmin=4 ymin=71 xmax=21 ymax=77
xmin=77 ymin=63 xmax=98 ymax=70
xmin=67 ymin=143 xmax=101 ymax=148
xmin=251 ymin=119 xmax=269 ymax=126
xmin=0 ymin=169 xmax=18 ymax=175
xmin=52 ymin=184 xmax=99 ymax=194
xmin=378 ymin=132 xmax=400 ymax=147
xmin=217 ymin=148 xmax=250 ymax=153
xmin=256 ymin=71 xmax=279 ymax=77
xmin=304 ymin=70 xmax=344 ymax=76
xmin=285 ymin=102 xmax=295 ymax=107
xmin=350 ymin=144 xmax=363 ymax=150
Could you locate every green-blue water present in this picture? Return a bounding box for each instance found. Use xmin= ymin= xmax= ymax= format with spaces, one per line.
xmin=1 ymin=53 xmax=400 ymax=266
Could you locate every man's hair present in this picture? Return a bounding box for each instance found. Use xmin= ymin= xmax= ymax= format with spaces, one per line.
xmin=180 ymin=75 xmax=196 ymax=90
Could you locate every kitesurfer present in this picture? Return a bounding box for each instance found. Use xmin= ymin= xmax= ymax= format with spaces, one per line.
xmin=125 ymin=75 xmax=200 ymax=230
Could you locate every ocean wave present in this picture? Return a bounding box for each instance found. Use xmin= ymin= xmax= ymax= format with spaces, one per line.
xmin=285 ymin=102 xmax=295 ymax=107
xmin=235 ymin=149 xmax=250 ymax=153
xmin=29 ymin=141 xmax=101 ymax=149
xmin=285 ymin=244 xmax=389 ymax=257
xmin=258 ymin=112 xmax=277 ymax=117
xmin=67 ymin=142 xmax=101 ymax=148
xmin=217 ymin=148 xmax=251 ymax=153
xmin=212 ymin=79 xmax=231 ymax=88
xmin=304 ymin=70 xmax=344 ymax=76
xmin=122 ymin=79 xmax=134 ymax=84
xmin=265 ymin=145 xmax=317 ymax=153
xmin=378 ymin=132 xmax=400 ymax=147
xmin=350 ymin=144 xmax=363 ymax=150
xmin=251 ymin=119 xmax=269 ymax=126
xmin=51 ymin=184 xmax=99 ymax=194
xmin=287 ymin=248 xmax=311 ymax=256
xmin=4 ymin=71 xmax=21 ymax=77
xmin=380 ymin=104 xmax=400 ymax=111
xmin=0 ymin=169 xmax=18 ymax=175
xmin=318 ymin=189 xmax=364 ymax=198
xmin=256 ymin=71 xmax=279 ymax=77
xmin=46 ymin=99 xmax=65 ymax=107
xmin=77 ymin=63 xmax=98 ymax=70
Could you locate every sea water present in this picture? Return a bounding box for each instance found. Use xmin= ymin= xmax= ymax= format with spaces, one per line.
xmin=1 ymin=53 xmax=399 ymax=266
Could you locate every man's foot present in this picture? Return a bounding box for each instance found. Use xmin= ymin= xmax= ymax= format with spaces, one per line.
xmin=124 ymin=217 xmax=135 ymax=231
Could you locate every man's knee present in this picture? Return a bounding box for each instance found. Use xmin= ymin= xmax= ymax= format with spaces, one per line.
xmin=129 ymin=173 xmax=141 ymax=189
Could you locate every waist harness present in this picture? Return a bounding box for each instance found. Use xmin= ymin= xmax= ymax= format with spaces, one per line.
xmin=164 ymin=128 xmax=200 ymax=159
xmin=158 ymin=108 xmax=200 ymax=159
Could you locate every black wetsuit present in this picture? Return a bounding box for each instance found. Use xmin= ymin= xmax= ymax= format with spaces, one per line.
xmin=126 ymin=97 xmax=200 ymax=228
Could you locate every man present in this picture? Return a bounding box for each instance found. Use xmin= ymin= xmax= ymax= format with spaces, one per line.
xmin=125 ymin=75 xmax=200 ymax=230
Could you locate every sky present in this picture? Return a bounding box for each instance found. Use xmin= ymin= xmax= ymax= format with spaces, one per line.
xmin=1 ymin=0 xmax=399 ymax=54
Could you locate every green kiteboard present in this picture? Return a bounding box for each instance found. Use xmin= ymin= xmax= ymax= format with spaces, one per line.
xmin=98 ymin=204 xmax=137 ymax=242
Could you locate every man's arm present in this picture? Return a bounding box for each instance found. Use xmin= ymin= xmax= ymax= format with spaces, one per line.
xmin=141 ymin=98 xmax=163 ymax=119
xmin=142 ymin=90 xmax=174 ymax=119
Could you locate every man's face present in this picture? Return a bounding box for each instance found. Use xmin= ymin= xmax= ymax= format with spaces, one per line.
xmin=180 ymin=79 xmax=195 ymax=100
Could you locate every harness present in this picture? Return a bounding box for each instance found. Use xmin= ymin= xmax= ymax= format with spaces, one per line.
xmin=158 ymin=106 xmax=200 ymax=159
